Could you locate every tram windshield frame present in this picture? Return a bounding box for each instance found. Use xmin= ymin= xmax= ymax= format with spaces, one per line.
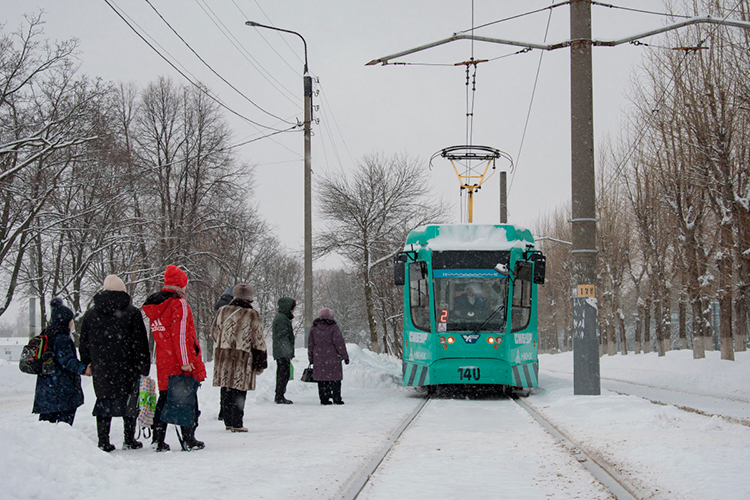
xmin=432 ymin=269 xmax=508 ymax=333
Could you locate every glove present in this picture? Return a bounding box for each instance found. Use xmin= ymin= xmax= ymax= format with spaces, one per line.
xmin=344 ymin=359 xmax=350 ymax=365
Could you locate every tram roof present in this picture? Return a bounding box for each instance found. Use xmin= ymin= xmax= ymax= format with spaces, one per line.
xmin=405 ymin=224 xmax=534 ymax=251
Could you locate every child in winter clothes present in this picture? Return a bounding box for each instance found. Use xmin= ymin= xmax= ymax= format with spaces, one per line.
xmin=32 ymin=298 xmax=91 ymax=425
xmin=142 ymin=265 xmax=207 ymax=451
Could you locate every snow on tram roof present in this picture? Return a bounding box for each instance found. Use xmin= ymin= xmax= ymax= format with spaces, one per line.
xmin=405 ymin=224 xmax=535 ymax=251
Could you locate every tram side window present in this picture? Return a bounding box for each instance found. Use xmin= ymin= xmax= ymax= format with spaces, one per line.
xmin=409 ymin=261 xmax=430 ymax=331
xmin=511 ymin=262 xmax=532 ymax=332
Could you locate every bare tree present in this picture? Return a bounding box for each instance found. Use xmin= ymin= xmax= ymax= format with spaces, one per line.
xmin=315 ymin=154 xmax=451 ymax=353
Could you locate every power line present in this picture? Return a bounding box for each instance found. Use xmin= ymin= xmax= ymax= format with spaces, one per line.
xmin=144 ymin=0 xmax=295 ymax=125
xmin=102 ymin=0 xmax=290 ymax=132
xmin=195 ymin=0 xmax=300 ymax=107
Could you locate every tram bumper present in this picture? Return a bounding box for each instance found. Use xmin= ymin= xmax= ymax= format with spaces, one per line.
xmin=403 ymin=358 xmax=538 ymax=387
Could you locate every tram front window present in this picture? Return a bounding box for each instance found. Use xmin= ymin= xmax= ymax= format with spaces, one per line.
xmin=433 ymin=275 xmax=508 ymax=332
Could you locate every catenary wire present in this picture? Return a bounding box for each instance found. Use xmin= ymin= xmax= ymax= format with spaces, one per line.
xmin=591 ymin=1 xmax=694 ymax=19
xmin=145 ymin=0 xmax=295 ymax=125
xmin=456 ymin=1 xmax=570 ymax=35
xmin=103 ymin=0 xmax=290 ymax=133
xmin=599 ymin=0 xmax=745 ymax=198
xmin=507 ymin=0 xmax=555 ymax=199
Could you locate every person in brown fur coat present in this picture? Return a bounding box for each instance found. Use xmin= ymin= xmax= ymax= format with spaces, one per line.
xmin=210 ymin=283 xmax=267 ymax=432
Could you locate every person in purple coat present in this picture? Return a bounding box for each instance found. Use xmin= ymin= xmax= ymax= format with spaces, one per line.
xmin=307 ymin=308 xmax=349 ymax=405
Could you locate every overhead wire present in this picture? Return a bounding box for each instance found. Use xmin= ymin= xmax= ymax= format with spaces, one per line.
xmin=241 ymin=0 xmax=356 ymax=172
xmin=590 ymin=1 xmax=694 ymax=19
xmin=455 ymin=1 xmax=570 ymax=34
xmin=599 ymin=0 xmax=745 ymax=199
xmin=507 ymin=0 xmax=556 ymax=199
xmin=195 ymin=0 xmax=300 ymax=106
xmin=144 ymin=0 xmax=295 ymax=125
xmin=102 ymin=0 xmax=289 ymax=133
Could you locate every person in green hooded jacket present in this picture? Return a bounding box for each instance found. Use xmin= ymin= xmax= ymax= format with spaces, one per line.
xmin=272 ymin=297 xmax=296 ymax=404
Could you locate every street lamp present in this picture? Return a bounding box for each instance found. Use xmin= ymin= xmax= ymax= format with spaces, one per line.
xmin=246 ymin=21 xmax=314 ymax=341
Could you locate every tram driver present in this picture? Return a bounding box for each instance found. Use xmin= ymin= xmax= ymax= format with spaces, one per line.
xmin=453 ymin=284 xmax=487 ymax=320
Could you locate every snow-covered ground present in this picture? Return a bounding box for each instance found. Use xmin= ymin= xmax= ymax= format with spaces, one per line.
xmin=0 ymin=346 xmax=748 ymax=499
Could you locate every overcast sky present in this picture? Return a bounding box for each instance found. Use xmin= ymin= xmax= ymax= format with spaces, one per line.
xmin=3 ymin=1 xmax=683 ymax=258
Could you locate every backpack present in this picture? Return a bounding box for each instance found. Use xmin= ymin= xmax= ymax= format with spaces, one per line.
xmin=19 ymin=330 xmax=56 ymax=375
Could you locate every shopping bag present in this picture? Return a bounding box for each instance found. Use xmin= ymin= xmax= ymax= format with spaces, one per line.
xmin=137 ymin=376 xmax=157 ymax=428
xmin=160 ymin=372 xmax=200 ymax=427
xmin=301 ymin=364 xmax=314 ymax=382
xmin=289 ymin=361 xmax=294 ymax=381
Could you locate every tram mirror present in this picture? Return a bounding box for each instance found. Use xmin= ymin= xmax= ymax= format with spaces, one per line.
xmin=530 ymin=253 xmax=546 ymax=285
xmin=494 ymin=263 xmax=509 ymax=275
xmin=393 ymin=254 xmax=406 ymax=286
xmin=516 ymin=262 xmax=533 ymax=282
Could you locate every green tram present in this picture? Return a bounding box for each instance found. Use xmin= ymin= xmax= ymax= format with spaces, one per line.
xmin=394 ymin=224 xmax=546 ymax=391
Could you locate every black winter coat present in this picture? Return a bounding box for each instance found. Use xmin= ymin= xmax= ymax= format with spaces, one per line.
xmin=79 ymin=290 xmax=150 ymax=400
xmin=33 ymin=325 xmax=87 ymax=414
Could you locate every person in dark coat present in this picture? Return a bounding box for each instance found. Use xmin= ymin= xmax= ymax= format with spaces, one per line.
xmin=79 ymin=275 xmax=151 ymax=452
xmin=272 ymin=297 xmax=296 ymax=404
xmin=307 ymin=308 xmax=349 ymax=405
xmin=214 ymin=286 xmax=233 ymax=422
xmin=32 ymin=297 xmax=91 ymax=425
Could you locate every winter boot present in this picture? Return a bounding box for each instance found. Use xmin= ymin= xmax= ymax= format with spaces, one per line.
xmin=122 ymin=416 xmax=143 ymax=450
xmin=180 ymin=426 xmax=205 ymax=451
xmin=151 ymin=420 xmax=170 ymax=452
xmin=96 ymin=416 xmax=115 ymax=452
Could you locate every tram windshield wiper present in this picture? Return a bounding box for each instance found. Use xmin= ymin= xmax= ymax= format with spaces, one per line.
xmin=472 ymin=306 xmax=503 ymax=335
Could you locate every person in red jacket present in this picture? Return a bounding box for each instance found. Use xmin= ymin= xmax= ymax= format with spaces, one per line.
xmin=142 ymin=265 xmax=207 ymax=452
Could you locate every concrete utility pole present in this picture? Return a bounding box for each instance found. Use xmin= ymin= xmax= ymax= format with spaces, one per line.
xmin=367 ymin=7 xmax=750 ymax=395
xmin=246 ymin=21 xmax=314 ymax=340
xmin=569 ymin=0 xmax=599 ymax=395
xmin=500 ymin=171 xmax=507 ymax=224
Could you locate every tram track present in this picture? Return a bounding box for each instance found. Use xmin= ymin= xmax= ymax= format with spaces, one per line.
xmin=337 ymin=392 xmax=644 ymax=500
xmin=338 ymin=395 xmax=431 ymax=500
xmin=515 ymin=397 xmax=639 ymax=500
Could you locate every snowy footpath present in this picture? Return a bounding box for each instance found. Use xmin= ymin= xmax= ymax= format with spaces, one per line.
xmin=0 ymin=346 xmax=748 ymax=499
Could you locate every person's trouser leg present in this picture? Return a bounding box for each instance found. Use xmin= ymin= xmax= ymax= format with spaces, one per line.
xmin=275 ymin=358 xmax=291 ymax=402
xmin=225 ymin=388 xmax=247 ymax=429
xmin=152 ymin=390 xmax=169 ymax=449
xmin=332 ymin=380 xmax=343 ymax=403
xmin=96 ymin=415 xmax=115 ymax=451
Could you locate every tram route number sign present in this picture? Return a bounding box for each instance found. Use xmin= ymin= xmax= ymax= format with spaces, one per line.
xmin=576 ymin=284 xmax=596 ymax=298
xmin=458 ymin=366 xmax=480 ymax=381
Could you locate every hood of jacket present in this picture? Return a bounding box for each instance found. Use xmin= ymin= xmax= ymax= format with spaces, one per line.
xmin=277 ymin=297 xmax=296 ymax=318
xmin=142 ymin=289 xmax=180 ymax=321
xmin=92 ymin=290 xmax=131 ymax=315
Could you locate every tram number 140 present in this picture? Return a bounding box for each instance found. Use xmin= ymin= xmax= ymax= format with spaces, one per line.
xmin=458 ymin=367 xmax=481 ymax=381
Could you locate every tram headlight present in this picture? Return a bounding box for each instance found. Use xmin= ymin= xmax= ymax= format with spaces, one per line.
xmin=495 ymin=336 xmax=503 ymax=344
xmin=439 ymin=336 xmax=446 ymax=344
xmin=447 ymin=336 xmax=455 ymax=344
xmin=486 ymin=337 xmax=495 ymax=344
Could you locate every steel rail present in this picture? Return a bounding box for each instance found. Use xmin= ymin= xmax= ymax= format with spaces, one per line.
xmin=338 ymin=396 xmax=431 ymax=500
xmin=515 ymin=397 xmax=640 ymax=500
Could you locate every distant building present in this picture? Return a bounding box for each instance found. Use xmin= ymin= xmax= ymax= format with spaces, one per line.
xmin=0 ymin=337 xmax=26 ymax=362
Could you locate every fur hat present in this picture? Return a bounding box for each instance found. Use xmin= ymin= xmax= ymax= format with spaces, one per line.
xmin=103 ymin=274 xmax=126 ymax=292
xmin=50 ymin=297 xmax=74 ymax=327
xmin=164 ymin=265 xmax=188 ymax=288
xmin=318 ymin=307 xmax=334 ymax=320
xmin=232 ymin=283 xmax=254 ymax=302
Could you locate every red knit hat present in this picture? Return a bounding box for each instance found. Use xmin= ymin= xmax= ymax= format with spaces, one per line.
xmin=164 ymin=265 xmax=188 ymax=288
